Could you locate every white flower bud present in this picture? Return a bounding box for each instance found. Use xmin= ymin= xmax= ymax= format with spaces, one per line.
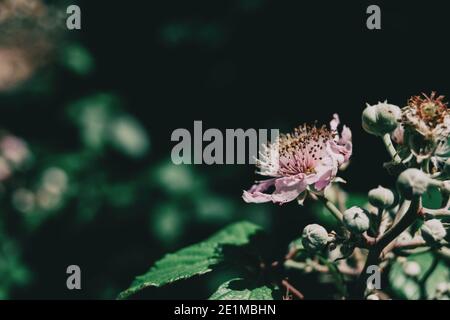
xmin=368 ymin=186 xmax=395 ymax=209
xmin=396 ymin=168 xmax=431 ymax=199
xmin=301 ymin=224 xmax=329 ymax=252
xmin=366 ymin=294 xmax=380 ymax=300
xmin=403 ymin=261 xmax=421 ymax=277
xmin=421 ymin=219 xmax=447 ymax=242
xmin=362 ymin=102 xmax=401 ymax=136
xmin=343 ymin=206 xmax=370 ymax=233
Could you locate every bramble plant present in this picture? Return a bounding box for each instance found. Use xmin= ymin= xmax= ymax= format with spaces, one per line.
xmin=119 ymin=92 xmax=450 ymax=300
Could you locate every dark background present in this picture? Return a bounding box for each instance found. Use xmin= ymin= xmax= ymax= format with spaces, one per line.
xmin=1 ymin=0 xmax=450 ymax=299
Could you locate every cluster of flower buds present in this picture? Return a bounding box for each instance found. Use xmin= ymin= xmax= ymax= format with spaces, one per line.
xmin=249 ymin=93 xmax=450 ymax=299
xmin=363 ymin=92 xmax=450 ymax=169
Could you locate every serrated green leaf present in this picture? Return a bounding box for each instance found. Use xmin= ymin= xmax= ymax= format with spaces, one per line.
xmin=118 ymin=221 xmax=262 ymax=299
xmin=209 ymin=279 xmax=275 ymax=300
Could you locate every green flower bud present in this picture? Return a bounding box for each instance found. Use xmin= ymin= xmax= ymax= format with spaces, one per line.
xmin=368 ymin=186 xmax=395 ymax=209
xmin=403 ymin=261 xmax=421 ymax=277
xmin=396 ymin=168 xmax=431 ymax=199
xmin=301 ymin=224 xmax=329 ymax=252
xmin=362 ymin=102 xmax=401 ymax=136
xmin=343 ymin=206 xmax=370 ymax=233
xmin=421 ymin=219 xmax=447 ymax=242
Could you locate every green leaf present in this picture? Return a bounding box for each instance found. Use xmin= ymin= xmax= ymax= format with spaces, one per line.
xmin=389 ymin=252 xmax=449 ymax=299
xmin=118 ymin=221 xmax=262 ymax=299
xmin=209 ymin=279 xmax=275 ymax=300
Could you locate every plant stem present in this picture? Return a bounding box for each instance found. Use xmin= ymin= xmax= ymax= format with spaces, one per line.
xmin=423 ymin=208 xmax=450 ymax=218
xmin=319 ymin=196 xmax=344 ymax=223
xmin=382 ymin=133 xmax=402 ymax=164
xmin=393 ymin=199 xmax=410 ymax=224
xmin=282 ymin=279 xmax=304 ymax=300
xmin=351 ymin=196 xmax=420 ymax=299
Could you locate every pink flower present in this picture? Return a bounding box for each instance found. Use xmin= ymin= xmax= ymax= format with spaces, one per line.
xmin=243 ymin=114 xmax=352 ymax=205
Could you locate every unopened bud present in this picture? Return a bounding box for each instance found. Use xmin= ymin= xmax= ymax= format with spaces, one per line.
xmin=301 ymin=224 xmax=329 ymax=252
xmin=421 ymin=219 xmax=447 ymax=242
xmin=368 ymin=186 xmax=395 ymax=209
xmin=343 ymin=206 xmax=370 ymax=233
xmin=396 ymin=168 xmax=431 ymax=199
xmin=362 ymin=102 xmax=401 ymax=136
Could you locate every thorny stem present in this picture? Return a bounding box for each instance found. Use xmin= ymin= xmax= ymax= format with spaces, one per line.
xmin=382 ymin=133 xmax=402 ymax=164
xmin=351 ymin=196 xmax=421 ymax=299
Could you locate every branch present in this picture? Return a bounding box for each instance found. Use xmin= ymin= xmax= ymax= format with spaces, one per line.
xmin=351 ymin=196 xmax=421 ymax=299
xmin=423 ymin=208 xmax=450 ymax=219
xmin=382 ymin=237 xmax=427 ymax=258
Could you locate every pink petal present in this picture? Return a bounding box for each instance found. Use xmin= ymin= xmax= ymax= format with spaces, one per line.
xmin=271 ymin=176 xmax=307 ymax=204
xmin=242 ymin=190 xmax=273 ymax=203
xmin=242 ymin=178 xmax=276 ymax=203
xmin=314 ymin=169 xmax=334 ymax=190
xmin=341 ymin=125 xmax=352 ymax=143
